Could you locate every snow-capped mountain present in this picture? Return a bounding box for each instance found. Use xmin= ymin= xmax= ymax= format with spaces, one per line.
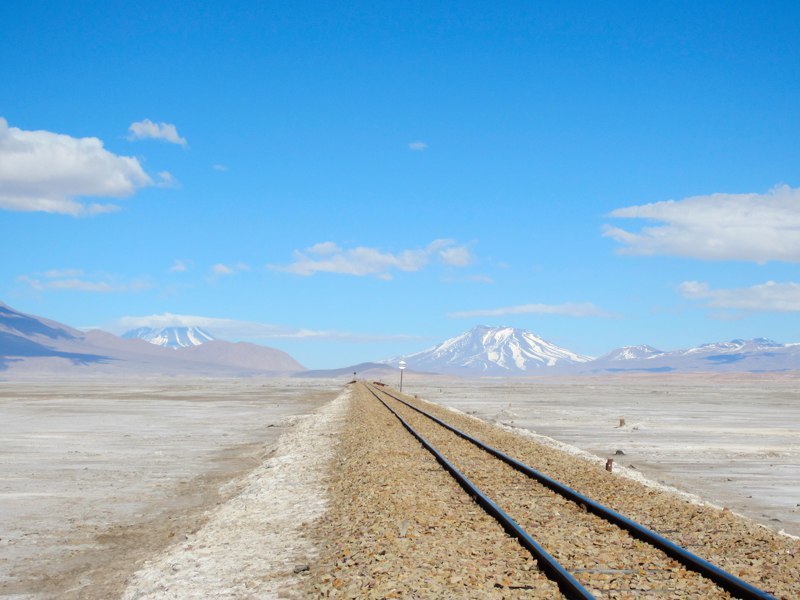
xmin=584 ymin=338 xmax=799 ymax=373
xmin=678 ymin=338 xmax=783 ymax=357
xmin=597 ymin=345 xmax=664 ymax=361
xmin=383 ymin=328 xmax=800 ymax=376
xmin=389 ymin=325 xmax=591 ymax=375
xmin=122 ymin=326 xmax=215 ymax=349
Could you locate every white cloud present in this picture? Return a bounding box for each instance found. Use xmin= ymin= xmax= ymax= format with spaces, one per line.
xmin=307 ymin=241 xmax=341 ymax=255
xmin=212 ymin=164 xmax=228 ymax=172
xmin=444 ymin=274 xmax=494 ymax=284
xmin=448 ymin=302 xmax=610 ymax=318
xmin=465 ymin=275 xmax=494 ymax=284
xmin=156 ymin=171 xmax=179 ymax=188
xmin=408 ymin=141 xmax=428 ymax=151
xmin=18 ymin=270 xmax=150 ymax=293
xmin=212 ymin=264 xmax=234 ymax=276
xmin=0 ymin=117 xmax=152 ymax=215
xmin=604 ymin=185 xmax=800 ymax=262
xmin=169 ymin=259 xmax=191 ymax=273
xmin=679 ymin=280 xmax=800 ymax=312
xmin=113 ymin=313 xmax=419 ymax=343
xmin=127 ymin=119 xmax=187 ymax=147
xmin=43 ymin=268 xmax=85 ymax=278
xmin=210 ymin=262 xmax=250 ymax=277
xmin=438 ymin=245 xmax=472 ymax=267
xmin=270 ymin=239 xmax=472 ymax=279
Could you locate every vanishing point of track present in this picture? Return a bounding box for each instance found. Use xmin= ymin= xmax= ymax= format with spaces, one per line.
xmin=363 ymin=382 xmax=776 ymax=599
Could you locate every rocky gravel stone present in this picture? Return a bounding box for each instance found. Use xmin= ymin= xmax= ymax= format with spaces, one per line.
xmin=397 ymin=386 xmax=799 ymax=599
xmin=306 ymin=384 xmax=799 ymax=598
xmin=306 ymin=383 xmax=561 ymax=598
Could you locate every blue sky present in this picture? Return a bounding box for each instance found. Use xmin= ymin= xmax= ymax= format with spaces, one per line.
xmin=2 ymin=1 xmax=799 ymax=368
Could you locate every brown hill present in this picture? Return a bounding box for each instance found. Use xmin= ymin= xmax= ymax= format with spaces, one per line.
xmin=0 ymin=302 xmax=305 ymax=378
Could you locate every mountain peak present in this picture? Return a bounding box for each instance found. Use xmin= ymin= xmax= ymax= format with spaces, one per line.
xmin=122 ymin=326 xmax=215 ymax=349
xmin=391 ymin=325 xmax=591 ymax=375
xmin=599 ymin=345 xmax=664 ymax=361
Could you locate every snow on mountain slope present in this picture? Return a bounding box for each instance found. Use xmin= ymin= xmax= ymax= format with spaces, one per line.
xmin=597 ymin=345 xmax=664 ymax=361
xmin=679 ymin=338 xmax=783 ymax=356
xmin=122 ymin=327 xmax=215 ymax=349
xmin=390 ymin=325 xmax=591 ymax=374
xmin=584 ymin=338 xmax=799 ymax=373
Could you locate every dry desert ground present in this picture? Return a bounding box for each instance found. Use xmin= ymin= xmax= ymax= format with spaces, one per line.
xmin=1 ymin=374 xmax=798 ymax=598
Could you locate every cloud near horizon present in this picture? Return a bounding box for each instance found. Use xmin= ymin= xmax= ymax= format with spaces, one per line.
xmin=127 ymin=119 xmax=187 ymax=147
xmin=0 ymin=117 xmax=152 ymax=215
xmin=604 ymin=185 xmax=800 ymax=263
xmin=113 ymin=313 xmax=421 ymax=343
xmin=270 ymin=239 xmax=473 ymax=279
xmin=448 ymin=302 xmax=610 ymax=318
xmin=18 ymin=269 xmax=151 ymax=293
xmin=679 ymin=280 xmax=800 ymax=312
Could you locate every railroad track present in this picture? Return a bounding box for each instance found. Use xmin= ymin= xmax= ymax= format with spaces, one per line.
xmin=364 ymin=382 xmax=776 ymax=599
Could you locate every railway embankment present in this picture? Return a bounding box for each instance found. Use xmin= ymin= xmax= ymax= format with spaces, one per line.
xmin=305 ymin=383 xmax=799 ymax=598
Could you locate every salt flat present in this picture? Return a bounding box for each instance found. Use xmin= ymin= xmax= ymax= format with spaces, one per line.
xmin=401 ymin=372 xmax=800 ymax=537
xmin=0 ymin=378 xmax=340 ymax=599
xmin=2 ymin=374 xmax=798 ymax=598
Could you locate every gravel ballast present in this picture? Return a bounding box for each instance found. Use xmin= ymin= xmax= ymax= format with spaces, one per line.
xmin=307 ymin=384 xmax=799 ymax=598
xmin=306 ymin=383 xmax=561 ymax=598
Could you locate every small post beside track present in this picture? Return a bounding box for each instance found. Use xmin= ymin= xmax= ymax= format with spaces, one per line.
xmin=398 ymin=360 xmax=406 ymax=392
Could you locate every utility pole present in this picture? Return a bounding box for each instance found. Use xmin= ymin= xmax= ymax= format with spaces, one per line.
xmin=399 ymin=360 xmax=407 ymax=392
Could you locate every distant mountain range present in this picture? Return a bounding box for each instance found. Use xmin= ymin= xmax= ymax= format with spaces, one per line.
xmin=3 ymin=303 xmax=800 ymax=378
xmin=584 ymin=337 xmax=800 ymax=374
xmin=387 ymin=325 xmax=800 ymax=375
xmin=122 ymin=326 xmax=215 ymax=349
xmin=0 ymin=302 xmax=304 ymax=377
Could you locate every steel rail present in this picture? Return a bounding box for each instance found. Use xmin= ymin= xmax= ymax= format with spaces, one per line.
xmin=372 ymin=384 xmax=776 ymax=600
xmin=365 ymin=385 xmax=595 ymax=600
